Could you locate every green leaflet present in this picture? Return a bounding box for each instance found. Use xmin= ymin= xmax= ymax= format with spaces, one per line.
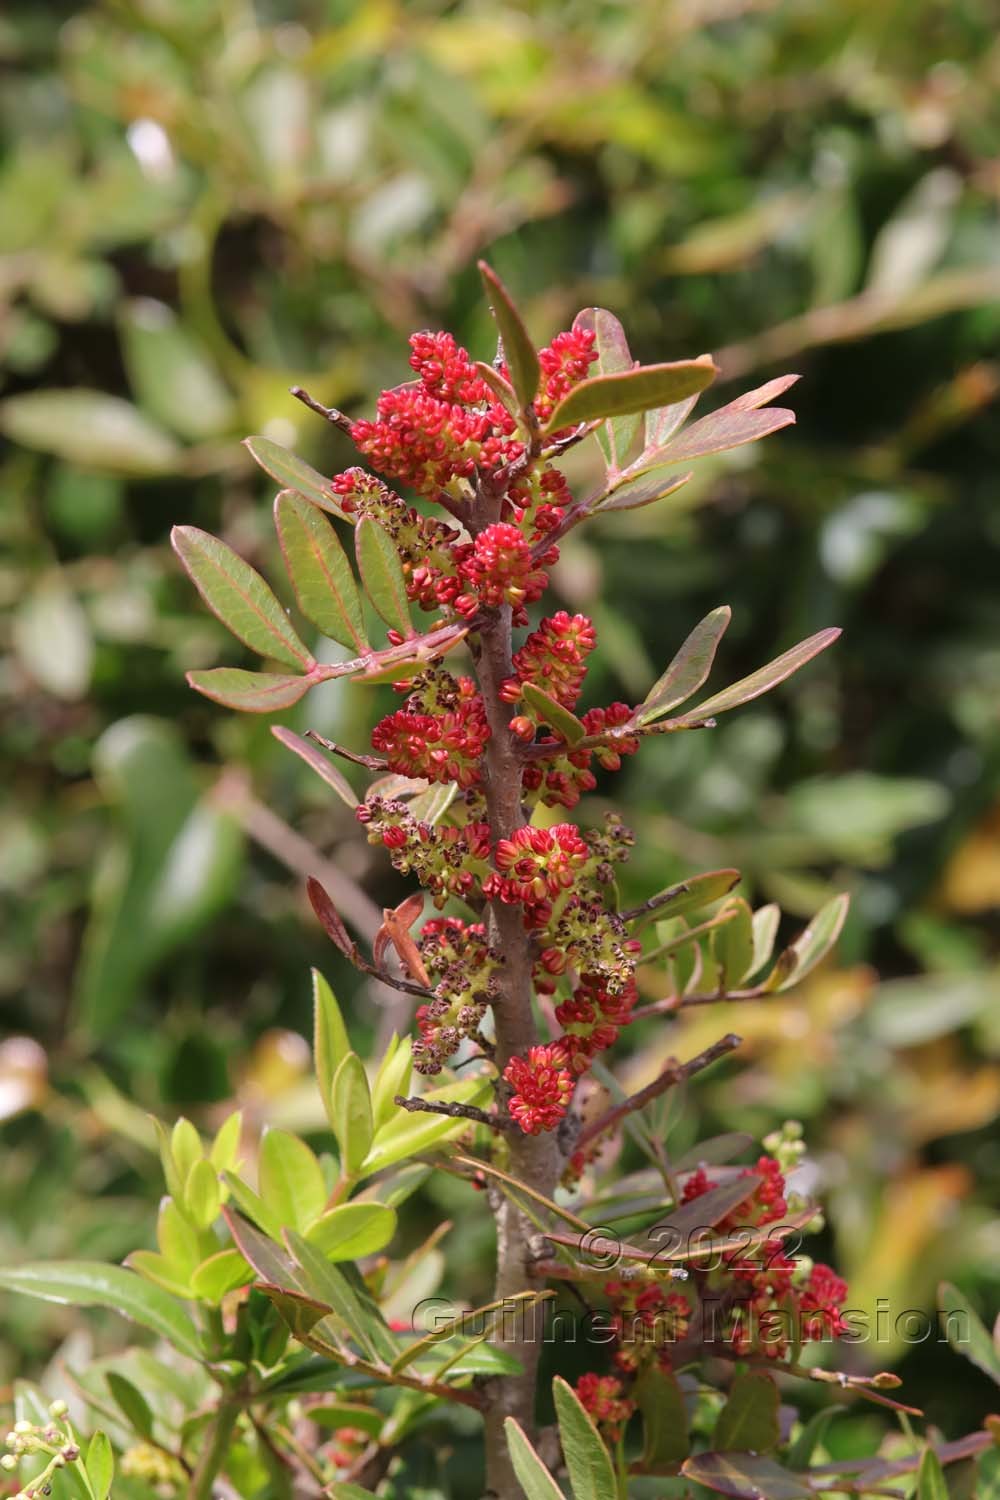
xmin=274 ymin=489 xmax=369 ymax=651
xmin=185 ymin=667 xmax=309 ymax=712
xmin=637 ymin=606 xmax=732 ymax=724
xmin=244 ymin=435 xmax=351 ymax=519
xmin=171 ymin=524 xmax=312 ymax=668
xmin=552 ymin=1376 xmax=616 ymax=1500
xmin=479 ymin=262 xmax=540 ymax=409
xmin=355 ymin=517 xmax=412 ymax=637
xmin=0 ymin=1261 xmax=201 ymax=1359
xmin=545 ymin=355 xmax=716 ymax=432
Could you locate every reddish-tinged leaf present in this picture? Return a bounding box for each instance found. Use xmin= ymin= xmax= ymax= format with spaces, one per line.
xmin=649 ymin=403 xmax=795 ymax=464
xmin=573 ymin=307 xmax=640 ymax=471
xmin=186 ymin=668 xmax=309 ymax=712
xmin=597 ymin=467 xmax=693 ymax=513
xmin=478 ymin=262 xmax=540 ymax=410
xmin=271 ymin=726 xmax=358 ymax=808
xmin=681 ymin=1453 xmax=812 ymax=1498
xmin=274 ymin=490 xmax=368 ymax=652
xmin=222 ymin=1208 xmax=309 ymax=1292
xmin=474 ymin=361 xmax=519 ymax=416
xmin=727 ymin=373 xmax=800 ymax=410
xmin=522 ymin=682 xmax=586 ymax=744
xmin=545 ymin=356 xmax=717 ymax=433
xmin=172 ymin=525 xmax=312 ymax=668
xmin=637 ymin=606 xmax=732 ymax=724
xmin=671 ymin=627 xmax=841 ymax=724
xmin=243 ymin=436 xmax=350 ymax=520
xmin=644 ymin=390 xmax=702 ymax=451
xmin=307 ymin=877 xmax=359 ymax=961
xmin=355 ymin=517 xmax=412 ymax=638
xmin=649 ymin=1176 xmax=761 ymax=1246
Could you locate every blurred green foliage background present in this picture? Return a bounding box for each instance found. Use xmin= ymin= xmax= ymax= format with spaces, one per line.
xmin=2 ymin=0 xmax=1000 ymax=1462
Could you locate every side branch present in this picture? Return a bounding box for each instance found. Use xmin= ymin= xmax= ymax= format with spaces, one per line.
xmin=289 ymin=385 xmax=355 ymax=435
xmin=393 ymin=1094 xmax=515 ymax=1134
xmin=574 ymin=1033 xmax=741 ymax=1152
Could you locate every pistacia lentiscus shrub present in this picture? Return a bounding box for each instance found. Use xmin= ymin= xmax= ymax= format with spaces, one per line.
xmin=4 ymin=267 xmax=999 ymax=1500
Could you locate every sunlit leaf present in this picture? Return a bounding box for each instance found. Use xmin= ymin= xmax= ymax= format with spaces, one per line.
xmin=671 ymin=627 xmax=841 ymax=724
xmin=274 ymin=490 xmax=369 ymax=652
xmin=314 ymin=969 xmax=351 ymax=1130
xmin=371 ymin=1036 xmax=414 ymax=1131
xmin=271 ymin=727 xmax=359 ymax=807
xmin=244 ymin=436 xmax=350 ymax=519
xmin=573 ymin=307 xmax=640 ymax=470
xmin=637 ymin=606 xmax=732 ymax=724
xmin=360 ymin=1077 xmax=493 ymax=1174
xmin=713 ymin=897 xmax=755 ymax=989
xmin=189 ymin=1249 xmax=253 ymax=1303
xmin=634 ymin=869 xmax=740 ymax=928
xmin=86 ymin=1431 xmax=114 ymax=1500
xmin=171 ymin=524 xmax=312 ymax=669
xmin=522 ymin=682 xmax=586 ymax=744
xmin=355 ymin=517 xmax=412 ymax=637
xmin=766 ymin=893 xmax=850 ymax=992
xmin=332 ymin=1053 xmax=374 ymax=1177
xmin=0 ymin=1262 xmax=201 ymax=1359
xmin=479 ymin=262 xmax=540 ymax=409
xmin=596 ymin=466 xmax=693 ymax=513
xmin=185 ymin=667 xmax=309 ymax=712
xmin=259 ymin=1127 xmax=327 ymax=1232
xmin=748 ymin=903 xmax=781 ymax=979
xmin=306 ymin=1203 xmax=397 ymax=1261
xmin=545 ymin=356 xmax=716 ymax=433
xmin=648 ymin=401 xmax=794 ymax=464
xmin=183 ymin=1157 xmax=221 ymax=1231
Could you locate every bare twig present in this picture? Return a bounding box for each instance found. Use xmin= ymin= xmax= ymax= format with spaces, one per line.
xmin=289 ymin=385 xmax=355 ymax=435
xmin=574 ymin=1034 xmax=741 ymax=1152
xmin=393 ymin=1093 xmax=514 ymax=1134
xmin=304 ymin=729 xmax=388 ymax=772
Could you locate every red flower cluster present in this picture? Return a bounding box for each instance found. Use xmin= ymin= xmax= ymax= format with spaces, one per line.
xmin=534 ymin=327 xmax=598 ymax=425
xmin=799 ymin=1262 xmax=850 ymax=1342
xmin=573 ymin=1373 xmax=635 ymax=1442
xmin=372 ymin=675 xmax=489 ymax=789
xmin=453 ymin=522 xmax=550 ymax=619
xmin=683 ymin=1155 xmax=788 ymax=1229
xmin=554 ymin=973 xmax=638 ymax=1072
xmin=490 ymin=822 xmax=589 ymax=906
xmin=504 ymin=612 xmax=597 ymax=709
xmin=503 ymin=1042 xmax=575 ymax=1135
xmin=604 ymin=1278 xmax=693 ymax=1375
xmin=356 ymin=797 xmax=491 ymax=906
xmin=679 ymin=1157 xmax=848 ymax=1359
